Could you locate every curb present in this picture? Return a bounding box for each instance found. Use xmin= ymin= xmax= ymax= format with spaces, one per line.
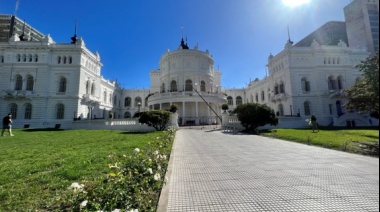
xmin=156 ymin=130 xmax=179 ymax=212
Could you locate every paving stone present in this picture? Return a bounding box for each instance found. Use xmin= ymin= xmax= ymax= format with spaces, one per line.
xmin=165 ymin=129 xmax=379 ymax=212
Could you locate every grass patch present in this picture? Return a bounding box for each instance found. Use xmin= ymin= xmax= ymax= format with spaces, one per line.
xmin=260 ymin=127 xmax=379 ymax=156
xmin=0 ymin=129 xmax=166 ymax=211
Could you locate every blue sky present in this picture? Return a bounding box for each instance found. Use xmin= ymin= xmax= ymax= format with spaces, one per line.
xmin=0 ymin=0 xmax=350 ymax=89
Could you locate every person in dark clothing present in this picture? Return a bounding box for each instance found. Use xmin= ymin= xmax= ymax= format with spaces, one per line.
xmin=310 ymin=114 xmax=319 ymax=133
xmin=1 ymin=113 xmax=14 ymax=136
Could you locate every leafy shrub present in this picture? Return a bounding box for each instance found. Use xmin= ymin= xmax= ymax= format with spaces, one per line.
xmin=169 ymin=104 xmax=178 ymax=113
xmin=49 ymin=127 xmax=176 ymax=211
xmin=221 ymin=104 xmax=229 ymax=112
xmin=139 ymin=110 xmax=171 ymax=131
xmin=233 ymin=103 xmax=278 ymax=134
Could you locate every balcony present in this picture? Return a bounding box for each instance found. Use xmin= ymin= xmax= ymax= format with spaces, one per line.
xmin=1 ymin=90 xmax=34 ymax=99
xmin=82 ymin=94 xmax=101 ymax=104
xmin=148 ymin=91 xmax=227 ymax=104
xmin=328 ymin=89 xmax=346 ymax=98
xmin=270 ymin=93 xmax=288 ymax=102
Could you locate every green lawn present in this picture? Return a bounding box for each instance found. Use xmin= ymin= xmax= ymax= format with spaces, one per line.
xmin=260 ymin=127 xmax=379 ymax=155
xmin=0 ymin=129 xmax=165 ymax=211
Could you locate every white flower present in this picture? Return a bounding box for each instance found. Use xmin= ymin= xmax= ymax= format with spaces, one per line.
xmin=123 ymin=154 xmax=127 ymax=157
xmin=68 ymin=182 xmax=84 ymax=192
xmin=153 ymin=150 xmax=159 ymax=155
xmin=154 ymin=173 xmax=161 ymax=181
xmin=80 ymin=200 xmax=88 ymax=208
xmin=134 ymin=148 xmax=140 ymax=153
xmin=109 ymin=162 xmax=119 ymax=169
xmin=157 ymin=137 xmax=160 ymax=140
xmin=127 ymin=209 xmax=139 ymax=212
xmin=147 ymin=168 xmax=153 ymax=174
xmin=112 ymin=209 xmax=121 ymax=212
xmin=157 ymin=165 xmax=161 ymax=170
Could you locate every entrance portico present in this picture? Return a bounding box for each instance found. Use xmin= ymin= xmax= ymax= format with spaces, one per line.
xmin=148 ymin=91 xmax=225 ymax=125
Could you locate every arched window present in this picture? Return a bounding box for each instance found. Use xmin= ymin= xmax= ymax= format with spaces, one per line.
xmin=304 ymin=101 xmax=311 ymax=116
xmin=261 ymin=91 xmax=265 ymax=101
xmin=57 ymin=56 xmax=61 ymax=64
xmin=28 ymin=54 xmax=33 ymax=62
xmin=161 ymin=83 xmax=166 ymax=93
xmin=301 ymin=78 xmax=310 ymax=92
xmin=171 ymin=80 xmax=177 ymax=92
xmin=250 ymin=95 xmax=254 ymax=103
xmin=69 ymin=56 xmax=73 ymax=64
xmin=279 ymin=81 xmax=285 ymax=93
xmin=91 ymin=83 xmax=95 ymax=95
xmin=278 ymin=104 xmax=284 ymax=116
xmin=10 ymin=103 xmax=18 ymax=119
xmin=1 ymin=55 xmax=4 ymax=63
xmin=185 ymin=80 xmax=193 ymax=91
xmin=337 ymin=76 xmax=344 ymax=90
xmin=200 ymin=81 xmax=206 ymax=92
xmin=109 ymin=94 xmax=112 ymax=103
xmin=255 ymin=93 xmax=259 ymax=102
xmin=274 ymin=83 xmax=279 ymax=95
xmin=14 ymin=75 xmax=23 ymax=90
xmin=24 ymin=103 xmax=32 ymax=119
xmin=124 ymin=112 xmax=131 ymax=118
xmin=22 ymin=54 xmax=27 ymax=62
xmin=104 ymin=91 xmax=107 ymax=103
xmin=17 ymin=54 xmax=21 ymax=62
xmin=336 ymin=100 xmax=343 ymax=116
xmin=56 ymin=103 xmax=65 ymax=119
xmin=328 ymin=76 xmax=336 ymax=90
xmin=85 ymin=81 xmax=90 ymax=94
xmin=135 ymin=97 xmax=142 ymax=107
xmin=34 ymin=54 xmax=38 ymax=62
xmin=227 ymin=96 xmax=233 ymax=105
xmin=125 ymin=97 xmax=131 ymax=107
xmin=236 ymin=96 xmax=243 ymax=106
xmin=26 ymin=75 xmax=34 ymax=91
xmin=63 ymin=56 xmax=67 ymax=64
xmin=113 ymin=96 xmax=117 ymax=106
xmin=58 ymin=77 xmax=67 ymax=92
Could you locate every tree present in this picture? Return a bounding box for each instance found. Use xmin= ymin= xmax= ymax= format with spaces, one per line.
xmin=169 ymin=104 xmax=178 ymax=113
xmin=139 ymin=110 xmax=171 ymax=131
xmin=221 ymin=104 xmax=229 ymax=112
xmin=233 ymin=103 xmax=278 ymax=133
xmin=345 ymin=51 xmax=379 ymax=118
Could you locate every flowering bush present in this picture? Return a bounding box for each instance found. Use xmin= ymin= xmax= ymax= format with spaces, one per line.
xmin=49 ymin=127 xmax=176 ymax=211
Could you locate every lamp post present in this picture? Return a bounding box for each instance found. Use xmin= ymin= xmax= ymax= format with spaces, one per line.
xmin=137 ymin=102 xmax=141 ymax=116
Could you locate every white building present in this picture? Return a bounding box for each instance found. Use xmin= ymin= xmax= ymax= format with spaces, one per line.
xmin=224 ymin=39 xmax=375 ymax=127
xmin=0 ymin=0 xmax=378 ymax=129
xmin=147 ymin=39 xmax=225 ymax=126
xmin=0 ymin=33 xmax=122 ymax=129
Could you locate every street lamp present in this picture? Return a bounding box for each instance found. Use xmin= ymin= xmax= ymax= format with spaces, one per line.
xmin=137 ymin=102 xmax=141 ymax=114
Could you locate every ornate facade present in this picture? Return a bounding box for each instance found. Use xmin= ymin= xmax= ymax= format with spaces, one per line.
xmin=0 ymin=0 xmax=378 ymax=129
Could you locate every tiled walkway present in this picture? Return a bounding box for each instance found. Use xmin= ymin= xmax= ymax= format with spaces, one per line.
xmin=162 ymin=129 xmax=379 ymax=212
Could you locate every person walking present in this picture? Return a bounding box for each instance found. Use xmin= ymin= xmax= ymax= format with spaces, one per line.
xmin=310 ymin=114 xmax=319 ymax=133
xmin=1 ymin=113 xmax=14 ymax=136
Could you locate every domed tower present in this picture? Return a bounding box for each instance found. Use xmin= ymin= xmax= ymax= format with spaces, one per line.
xmin=148 ymin=39 xmax=226 ymax=126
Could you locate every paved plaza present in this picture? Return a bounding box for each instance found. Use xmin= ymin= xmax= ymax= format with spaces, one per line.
xmin=159 ymin=129 xmax=379 ymax=212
